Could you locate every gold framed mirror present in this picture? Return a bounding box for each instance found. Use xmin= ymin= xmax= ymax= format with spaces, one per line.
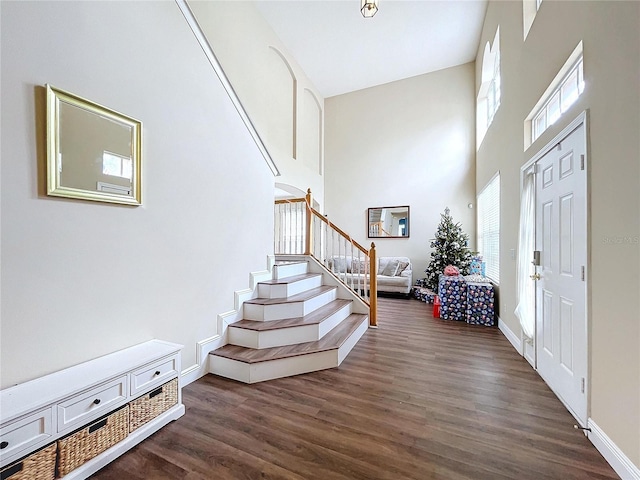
xmin=368 ymin=206 xmax=410 ymax=238
xmin=46 ymin=84 xmax=142 ymax=205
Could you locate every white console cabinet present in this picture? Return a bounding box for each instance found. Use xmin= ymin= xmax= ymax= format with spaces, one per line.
xmin=0 ymin=340 xmax=185 ymax=479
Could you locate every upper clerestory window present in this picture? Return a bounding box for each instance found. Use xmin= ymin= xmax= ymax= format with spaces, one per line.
xmin=525 ymin=42 xmax=584 ymax=149
xmin=532 ymin=59 xmax=583 ymax=142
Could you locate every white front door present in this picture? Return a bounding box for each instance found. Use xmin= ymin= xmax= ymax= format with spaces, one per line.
xmin=535 ymin=122 xmax=587 ymax=425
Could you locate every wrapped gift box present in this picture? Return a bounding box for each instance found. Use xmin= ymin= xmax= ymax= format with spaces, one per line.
xmin=422 ymin=289 xmax=436 ymax=304
xmin=465 ymin=276 xmax=495 ymax=326
xmin=412 ymin=286 xmax=421 ymax=300
xmin=438 ymin=275 xmax=467 ymax=321
xmin=469 ymin=255 xmax=483 ymax=275
xmin=412 ymin=287 xmax=436 ymax=304
xmin=412 ymin=279 xmax=436 ymax=303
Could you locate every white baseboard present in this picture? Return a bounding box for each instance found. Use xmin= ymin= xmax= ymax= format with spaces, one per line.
xmin=588 ymin=419 xmax=640 ymax=480
xmin=181 ymin=257 xmax=275 ymax=387
xmin=498 ymin=317 xmax=522 ymax=354
xmin=181 ymin=334 xmax=225 ymax=386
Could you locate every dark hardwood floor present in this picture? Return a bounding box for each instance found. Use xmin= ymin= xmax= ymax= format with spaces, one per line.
xmin=91 ymin=298 xmax=618 ymax=479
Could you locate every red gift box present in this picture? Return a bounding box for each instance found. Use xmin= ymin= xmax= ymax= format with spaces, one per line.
xmin=433 ymin=295 xmax=441 ymax=318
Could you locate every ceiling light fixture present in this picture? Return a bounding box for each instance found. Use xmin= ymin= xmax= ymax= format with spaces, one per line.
xmin=361 ymin=0 xmax=378 ymax=18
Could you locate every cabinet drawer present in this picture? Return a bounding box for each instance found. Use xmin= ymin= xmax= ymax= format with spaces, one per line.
xmin=0 ymin=408 xmax=53 ymax=466
xmin=130 ymin=355 xmax=178 ymax=397
xmin=57 ymin=376 xmax=127 ymax=434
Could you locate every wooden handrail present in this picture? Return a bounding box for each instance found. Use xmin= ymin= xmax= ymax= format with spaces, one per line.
xmin=309 ymin=209 xmax=369 ymax=255
xmin=274 ymin=189 xmax=377 ymax=327
xmin=275 ymin=198 xmax=306 ymax=205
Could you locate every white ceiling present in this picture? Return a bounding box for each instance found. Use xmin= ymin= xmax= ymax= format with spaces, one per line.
xmin=254 ymin=0 xmax=488 ymax=98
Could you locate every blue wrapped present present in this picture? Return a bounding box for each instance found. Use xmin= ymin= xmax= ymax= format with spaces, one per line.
xmin=422 ymin=289 xmax=436 ymax=304
xmin=469 ymin=255 xmax=483 ymax=275
xmin=438 ymin=274 xmax=467 ymax=321
xmin=465 ymin=276 xmax=495 ymax=326
xmin=412 ymin=286 xmax=436 ymax=304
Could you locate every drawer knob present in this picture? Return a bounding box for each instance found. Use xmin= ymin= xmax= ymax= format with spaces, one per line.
xmin=93 ymin=398 xmax=101 ymax=405
xmin=0 ymin=441 xmax=8 ymax=449
xmin=154 ymin=371 xmax=161 ymax=376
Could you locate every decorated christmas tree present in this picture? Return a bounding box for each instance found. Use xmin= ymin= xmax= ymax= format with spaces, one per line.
xmin=423 ymin=207 xmax=473 ymax=291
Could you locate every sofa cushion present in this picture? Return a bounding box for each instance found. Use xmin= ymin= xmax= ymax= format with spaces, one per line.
xmin=396 ymin=261 xmax=410 ymax=276
xmin=351 ymin=259 xmax=368 ymax=274
xmin=379 ymin=258 xmax=400 ymax=276
xmin=330 ymin=257 xmax=350 ymax=273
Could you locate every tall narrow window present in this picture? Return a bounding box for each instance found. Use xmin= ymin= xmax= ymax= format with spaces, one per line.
xmin=477 ymin=173 xmax=500 ymax=283
xmin=487 ymin=50 xmax=501 ymax=126
xmin=476 ymin=27 xmax=501 ymax=149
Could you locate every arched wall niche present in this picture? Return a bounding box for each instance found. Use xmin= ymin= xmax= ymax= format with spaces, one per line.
xmin=301 ymin=88 xmax=323 ymax=175
xmin=266 ymin=46 xmax=297 ymax=160
xmin=275 ymin=182 xmax=320 ymax=210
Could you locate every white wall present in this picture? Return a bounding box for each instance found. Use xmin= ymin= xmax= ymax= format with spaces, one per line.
xmin=324 ymin=64 xmax=477 ymax=279
xmin=476 ymin=0 xmax=640 ymax=469
xmin=188 ymin=0 xmax=325 ymax=206
xmin=0 ymin=1 xmax=275 ymax=388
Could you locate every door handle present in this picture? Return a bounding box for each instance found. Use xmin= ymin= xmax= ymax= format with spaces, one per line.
xmin=530 ymin=273 xmax=541 ymax=280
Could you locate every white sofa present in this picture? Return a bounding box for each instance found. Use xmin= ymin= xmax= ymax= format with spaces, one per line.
xmin=327 ymin=256 xmax=413 ymax=295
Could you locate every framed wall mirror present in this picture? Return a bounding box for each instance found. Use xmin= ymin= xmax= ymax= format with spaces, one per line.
xmin=46 ymin=84 xmax=142 ymax=205
xmin=368 ymin=206 xmax=410 ymax=238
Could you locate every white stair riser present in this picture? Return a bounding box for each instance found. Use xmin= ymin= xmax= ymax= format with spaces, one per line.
xmin=229 ymin=324 xmax=316 ymax=349
xmin=244 ymin=302 xmax=303 ymax=321
xmin=229 ymin=303 xmax=352 ymax=349
xmin=210 ymin=351 xmax=336 ymax=384
xmin=210 ymin=356 xmax=251 ymax=383
xmin=273 ymin=262 xmax=307 ymax=280
xmin=248 ymin=351 xmax=337 ymax=383
xmin=211 ymin=316 xmax=368 ymax=383
xmin=243 ymin=289 xmax=337 ymax=321
xmin=318 ymin=303 xmax=353 ymax=338
xmin=337 ymin=317 xmax=368 ymax=365
xmin=227 ymin=327 xmax=260 ymax=349
xmin=257 ymin=275 xmax=323 ymax=299
xmin=302 ymin=289 xmax=337 ymax=316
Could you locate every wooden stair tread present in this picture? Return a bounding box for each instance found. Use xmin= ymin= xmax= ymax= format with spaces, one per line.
xmin=244 ymin=285 xmax=336 ymax=306
xmin=259 ymin=272 xmax=322 ymax=286
xmin=231 ymin=300 xmax=352 ymax=331
xmin=212 ymin=314 xmax=367 ymax=364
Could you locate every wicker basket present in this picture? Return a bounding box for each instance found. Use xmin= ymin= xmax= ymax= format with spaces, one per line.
xmin=129 ymin=378 xmax=178 ymax=432
xmin=0 ymin=443 xmax=56 ymax=480
xmin=57 ymin=405 xmax=129 ymax=477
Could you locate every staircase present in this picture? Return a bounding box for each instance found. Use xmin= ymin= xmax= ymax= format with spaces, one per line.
xmin=209 ymin=258 xmax=369 ymax=383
